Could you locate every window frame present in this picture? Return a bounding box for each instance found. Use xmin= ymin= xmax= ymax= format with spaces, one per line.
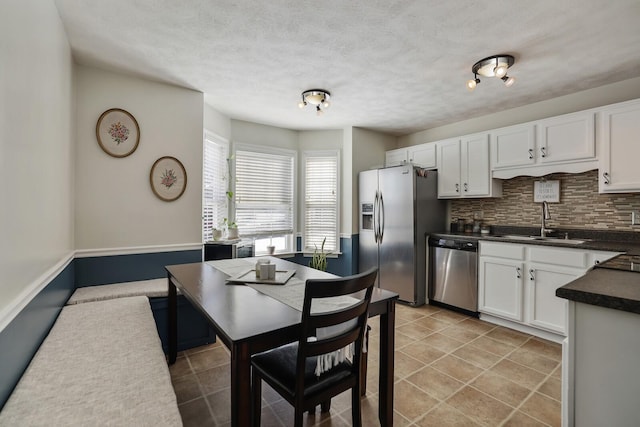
xmin=232 ymin=142 xmax=297 ymax=255
xmin=302 ymin=149 xmax=340 ymax=255
xmin=202 ymin=131 xmax=230 ymax=243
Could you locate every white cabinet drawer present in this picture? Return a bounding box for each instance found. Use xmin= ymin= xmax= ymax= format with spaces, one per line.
xmin=529 ymin=246 xmax=588 ymax=269
xmin=480 ymin=241 xmax=525 ymax=260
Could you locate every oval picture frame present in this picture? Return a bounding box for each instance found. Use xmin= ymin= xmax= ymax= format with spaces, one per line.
xmin=150 ymin=156 xmax=187 ymax=202
xmin=96 ymin=108 xmax=140 ymax=158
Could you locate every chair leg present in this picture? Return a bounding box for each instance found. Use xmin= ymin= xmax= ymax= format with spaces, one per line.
xmin=351 ymin=387 xmax=362 ymax=427
xmin=294 ymin=407 xmax=304 ymax=427
xmin=252 ymin=373 xmax=262 ymax=427
xmin=320 ymin=400 xmax=331 ymax=412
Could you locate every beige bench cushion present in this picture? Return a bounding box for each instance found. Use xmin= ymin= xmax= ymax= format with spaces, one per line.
xmin=66 ymin=278 xmax=169 ymax=305
xmin=0 ymin=296 xmax=182 ymax=426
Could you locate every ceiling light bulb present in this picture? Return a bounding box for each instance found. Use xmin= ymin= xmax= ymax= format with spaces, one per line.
xmin=316 ymin=105 xmax=323 ymax=116
xmin=494 ymin=64 xmax=508 ymax=78
xmin=502 ymin=75 xmax=516 ymax=87
xmin=322 ymin=100 xmax=330 ymax=108
xmin=298 ymin=101 xmax=306 ymax=109
xmin=466 ymin=79 xmax=478 ymax=91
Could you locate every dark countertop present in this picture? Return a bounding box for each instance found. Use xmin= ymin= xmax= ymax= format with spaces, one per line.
xmin=429 ymin=226 xmax=640 ymax=315
xmin=430 ymin=228 xmax=640 ymax=254
xmin=556 ymin=269 xmax=640 ymax=315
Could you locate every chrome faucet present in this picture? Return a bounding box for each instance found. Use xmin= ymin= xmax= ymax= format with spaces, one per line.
xmin=541 ymin=201 xmax=554 ymax=237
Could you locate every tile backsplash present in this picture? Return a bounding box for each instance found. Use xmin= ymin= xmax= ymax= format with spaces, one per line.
xmin=450 ymin=170 xmax=640 ymax=232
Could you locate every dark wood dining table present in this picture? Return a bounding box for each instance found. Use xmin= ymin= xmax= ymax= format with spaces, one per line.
xmin=166 ymin=257 xmax=398 ymax=427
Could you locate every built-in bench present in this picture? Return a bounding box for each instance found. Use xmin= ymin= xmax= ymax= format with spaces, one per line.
xmin=66 ymin=278 xmax=170 ymax=304
xmin=0 ymin=296 xmax=182 ymax=425
xmin=67 ymin=279 xmax=215 ymax=353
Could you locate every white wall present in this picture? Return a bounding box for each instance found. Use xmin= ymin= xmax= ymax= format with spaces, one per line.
xmin=230 ymin=119 xmax=298 ymax=150
xmin=350 ymin=127 xmax=396 ymax=231
xmin=398 ymin=76 xmax=640 ymax=146
xmin=204 ymin=103 xmax=231 ymax=140
xmin=74 ymin=65 xmax=204 ymax=250
xmin=0 ymin=1 xmax=74 ymax=322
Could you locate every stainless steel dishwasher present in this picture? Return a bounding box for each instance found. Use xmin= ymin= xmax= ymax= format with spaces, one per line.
xmin=428 ymin=237 xmax=478 ymax=314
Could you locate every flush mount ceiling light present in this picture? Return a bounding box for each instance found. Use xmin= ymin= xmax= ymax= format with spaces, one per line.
xmin=298 ymin=89 xmax=331 ymax=116
xmin=466 ymin=55 xmax=516 ymax=91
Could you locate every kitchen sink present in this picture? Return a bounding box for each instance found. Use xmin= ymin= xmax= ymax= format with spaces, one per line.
xmin=495 ymin=235 xmax=587 ymax=244
xmin=532 ymin=236 xmax=587 ymax=244
xmin=498 ymin=235 xmax=538 ymax=241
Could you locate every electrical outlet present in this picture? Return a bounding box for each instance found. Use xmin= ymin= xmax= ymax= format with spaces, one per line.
xmin=633 ymin=211 xmax=640 ymax=225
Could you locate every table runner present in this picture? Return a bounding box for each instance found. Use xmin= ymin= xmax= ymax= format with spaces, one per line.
xmin=206 ymin=259 xmax=359 ymax=313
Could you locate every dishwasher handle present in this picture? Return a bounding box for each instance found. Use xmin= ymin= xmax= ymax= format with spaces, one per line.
xmin=429 ymin=238 xmax=477 ymax=252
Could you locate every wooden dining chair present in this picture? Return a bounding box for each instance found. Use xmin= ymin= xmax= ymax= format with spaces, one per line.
xmin=250 ymin=268 xmax=378 ymax=427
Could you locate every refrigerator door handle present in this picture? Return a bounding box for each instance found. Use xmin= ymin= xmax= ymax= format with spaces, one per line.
xmin=373 ymin=191 xmax=380 ymax=243
xmin=379 ymin=192 xmax=385 ymax=244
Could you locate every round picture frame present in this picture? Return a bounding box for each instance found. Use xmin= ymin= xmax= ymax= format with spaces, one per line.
xmin=96 ymin=108 xmax=140 ymax=158
xmin=150 ymin=156 xmax=187 ymax=202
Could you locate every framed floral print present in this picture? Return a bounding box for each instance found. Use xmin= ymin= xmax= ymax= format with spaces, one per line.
xmin=150 ymin=156 xmax=187 ymax=201
xmin=96 ymin=108 xmax=140 ymax=158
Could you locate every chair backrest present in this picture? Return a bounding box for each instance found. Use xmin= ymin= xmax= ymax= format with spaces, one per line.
xmin=296 ymin=268 xmax=378 ymax=383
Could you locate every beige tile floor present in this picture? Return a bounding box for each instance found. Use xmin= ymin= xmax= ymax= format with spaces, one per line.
xmin=169 ymin=304 xmax=562 ymax=426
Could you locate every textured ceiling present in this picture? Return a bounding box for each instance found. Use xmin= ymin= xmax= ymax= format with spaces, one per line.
xmin=54 ymin=0 xmax=640 ymax=136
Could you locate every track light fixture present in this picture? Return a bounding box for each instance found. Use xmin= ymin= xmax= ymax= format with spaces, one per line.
xmin=466 ymin=54 xmax=516 ymax=91
xmin=298 ymin=89 xmax=331 ymax=116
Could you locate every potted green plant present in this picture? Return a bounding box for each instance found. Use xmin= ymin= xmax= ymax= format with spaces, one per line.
xmin=309 ymin=237 xmax=329 ymax=271
xmin=221 ymin=218 xmax=239 ymax=240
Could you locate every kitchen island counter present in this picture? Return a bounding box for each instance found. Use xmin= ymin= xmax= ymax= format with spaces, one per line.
xmin=556 ymin=268 xmax=640 ymax=315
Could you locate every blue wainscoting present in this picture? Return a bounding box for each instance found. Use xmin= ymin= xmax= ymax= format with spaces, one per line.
xmin=0 ymin=262 xmax=75 ymax=409
xmin=75 ymin=249 xmax=203 ymax=286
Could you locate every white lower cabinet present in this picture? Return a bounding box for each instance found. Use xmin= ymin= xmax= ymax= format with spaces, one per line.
xmin=479 ymin=257 xmax=524 ymax=322
xmin=526 ymin=263 xmax=579 ymax=334
xmin=479 ymin=241 xmax=619 ymax=337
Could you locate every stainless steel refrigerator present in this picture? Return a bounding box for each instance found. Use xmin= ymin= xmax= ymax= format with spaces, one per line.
xmin=358 ymin=165 xmax=446 ymax=306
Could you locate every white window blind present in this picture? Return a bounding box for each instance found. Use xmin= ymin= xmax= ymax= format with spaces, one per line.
xmin=303 ymin=151 xmax=339 ymax=253
xmin=234 ymin=147 xmax=295 ymax=238
xmin=203 ymin=134 xmax=229 ymax=242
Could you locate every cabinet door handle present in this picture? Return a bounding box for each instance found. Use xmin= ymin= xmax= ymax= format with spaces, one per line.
xmin=516 ymin=267 xmax=521 ymax=279
xmin=528 ymin=148 xmax=533 ymax=160
xmin=540 ymin=147 xmax=547 ymax=158
xmin=455 ymin=183 xmax=459 ymax=193
xmin=603 ymin=172 xmax=611 ymax=184
xmin=529 ymin=269 xmax=535 ymax=281
xmin=463 ymin=182 xmax=469 ymax=192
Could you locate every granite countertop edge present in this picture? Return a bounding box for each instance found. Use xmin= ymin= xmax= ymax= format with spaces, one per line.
xmin=555 ymin=269 xmax=640 ymax=315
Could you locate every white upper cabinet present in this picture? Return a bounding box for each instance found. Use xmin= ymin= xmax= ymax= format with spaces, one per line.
xmin=490 ymin=123 xmax=536 ymax=169
xmin=437 ymin=133 xmax=502 ymax=198
xmin=384 ymin=148 xmax=408 ymax=167
xmin=598 ymin=99 xmax=640 ymax=193
xmin=492 ymin=111 xmax=597 ymax=179
xmin=537 ymin=111 xmax=595 ymax=165
xmin=436 ymin=138 xmax=462 ymax=197
xmin=385 ymin=142 xmax=437 ymax=169
xmin=408 ymin=142 xmax=437 ymax=169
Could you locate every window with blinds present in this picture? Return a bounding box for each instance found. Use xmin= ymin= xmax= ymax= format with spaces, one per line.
xmin=202 ymin=134 xmax=229 ymax=242
xmin=234 ymin=145 xmax=296 ymax=253
xmin=303 ymin=150 xmax=339 ymax=253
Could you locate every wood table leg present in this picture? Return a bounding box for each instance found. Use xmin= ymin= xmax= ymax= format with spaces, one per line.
xmin=378 ymin=300 xmax=395 ymax=427
xmin=168 ymin=274 xmax=177 ymax=365
xmin=231 ymin=342 xmax=251 ymax=427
